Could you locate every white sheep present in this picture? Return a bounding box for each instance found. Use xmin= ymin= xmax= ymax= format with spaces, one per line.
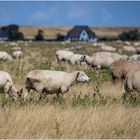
xmin=21 ymin=70 xmax=90 ymax=99
xmin=123 ymin=46 xmax=136 ymax=53
xmin=81 ymin=52 xmax=129 ymax=69
xmin=101 ymin=45 xmax=116 ymax=52
xmin=56 ymin=50 xmax=74 ymax=62
xmin=0 ymin=51 xmax=13 ymax=62
xmin=12 ymin=50 xmax=23 ymax=59
xmin=11 ymin=47 xmax=21 ymax=51
xmin=0 ymin=71 xmax=18 ymax=100
xmin=67 ymin=54 xmax=85 ymax=65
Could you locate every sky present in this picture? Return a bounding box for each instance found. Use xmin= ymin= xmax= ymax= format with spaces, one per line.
xmin=0 ymin=1 xmax=140 ymax=26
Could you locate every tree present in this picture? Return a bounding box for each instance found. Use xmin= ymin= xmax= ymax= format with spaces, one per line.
xmin=35 ymin=29 xmax=44 ymax=41
xmin=1 ymin=24 xmax=24 ymax=41
xmin=119 ymin=30 xmax=140 ymax=41
xmin=56 ymin=33 xmax=65 ymax=41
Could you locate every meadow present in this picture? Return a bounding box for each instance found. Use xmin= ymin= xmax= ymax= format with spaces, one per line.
xmin=0 ymin=41 xmax=140 ymax=139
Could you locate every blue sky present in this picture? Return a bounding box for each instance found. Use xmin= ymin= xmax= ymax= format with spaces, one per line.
xmin=0 ymin=1 xmax=140 ymax=26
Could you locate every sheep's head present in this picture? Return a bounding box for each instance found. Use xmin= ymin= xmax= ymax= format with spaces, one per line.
xmin=9 ymin=86 xmax=18 ymax=100
xmin=79 ymin=55 xmax=86 ymax=62
xmin=76 ymin=71 xmax=90 ymax=82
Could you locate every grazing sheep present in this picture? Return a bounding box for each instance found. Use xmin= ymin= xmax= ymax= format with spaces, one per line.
xmin=110 ymin=59 xmax=140 ymax=82
xmin=134 ymin=42 xmax=140 ymax=46
xmin=56 ymin=50 xmax=74 ymax=62
xmin=81 ymin=52 xmax=128 ymax=69
xmin=123 ymin=46 xmax=136 ymax=53
xmin=11 ymin=47 xmax=21 ymax=51
xmin=0 ymin=71 xmax=18 ymax=100
xmin=124 ymin=41 xmax=130 ymax=46
xmin=67 ymin=54 xmax=85 ymax=65
xmin=129 ymin=54 xmax=140 ymax=62
xmin=124 ymin=69 xmax=140 ymax=98
xmin=136 ymin=48 xmax=140 ymax=54
xmin=0 ymin=51 xmax=13 ymax=62
xmin=12 ymin=50 xmax=23 ymax=59
xmin=21 ymin=70 xmax=90 ymax=99
xmin=101 ymin=45 xmax=116 ymax=52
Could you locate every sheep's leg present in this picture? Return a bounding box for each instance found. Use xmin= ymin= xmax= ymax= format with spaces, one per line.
xmin=60 ymin=86 xmax=68 ymax=97
xmin=22 ymin=87 xmax=31 ymax=98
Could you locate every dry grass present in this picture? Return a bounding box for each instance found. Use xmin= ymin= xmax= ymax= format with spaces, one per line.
xmin=19 ymin=26 xmax=140 ymax=39
xmin=0 ymin=41 xmax=140 ymax=139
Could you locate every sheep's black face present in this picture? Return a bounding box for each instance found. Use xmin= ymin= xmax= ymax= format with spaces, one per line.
xmin=79 ymin=56 xmax=86 ymax=62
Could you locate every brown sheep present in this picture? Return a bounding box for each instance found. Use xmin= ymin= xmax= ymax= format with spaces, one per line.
xmin=110 ymin=59 xmax=140 ymax=82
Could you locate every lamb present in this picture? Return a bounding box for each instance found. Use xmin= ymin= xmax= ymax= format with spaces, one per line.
xmin=0 ymin=51 xmax=13 ymax=62
xmin=0 ymin=71 xmax=18 ymax=100
xmin=12 ymin=50 xmax=23 ymax=59
xmin=56 ymin=50 xmax=74 ymax=62
xmin=21 ymin=70 xmax=90 ymax=99
xmin=110 ymin=59 xmax=140 ymax=82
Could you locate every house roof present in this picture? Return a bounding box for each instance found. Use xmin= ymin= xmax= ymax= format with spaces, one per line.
xmin=0 ymin=29 xmax=8 ymax=38
xmin=66 ymin=26 xmax=96 ymax=38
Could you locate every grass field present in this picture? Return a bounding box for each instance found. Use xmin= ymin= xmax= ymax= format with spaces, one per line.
xmin=0 ymin=41 xmax=140 ymax=139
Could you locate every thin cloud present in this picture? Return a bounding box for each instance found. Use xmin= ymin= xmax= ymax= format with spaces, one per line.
xmin=102 ymin=9 xmax=113 ymax=22
xmin=67 ymin=2 xmax=92 ymax=21
xmin=30 ymin=7 xmax=60 ymax=22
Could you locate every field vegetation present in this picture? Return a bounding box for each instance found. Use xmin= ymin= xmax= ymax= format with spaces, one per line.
xmin=0 ymin=41 xmax=140 ymax=138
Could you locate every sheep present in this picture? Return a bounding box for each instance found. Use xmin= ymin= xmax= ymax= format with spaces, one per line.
xmin=101 ymin=45 xmax=116 ymax=52
xmin=67 ymin=54 xmax=85 ymax=65
xmin=21 ymin=70 xmax=90 ymax=100
xmin=0 ymin=51 xmax=13 ymax=62
xmin=11 ymin=47 xmax=21 ymax=51
xmin=129 ymin=54 xmax=140 ymax=62
xmin=110 ymin=59 xmax=140 ymax=82
xmin=123 ymin=46 xmax=136 ymax=53
xmin=134 ymin=42 xmax=140 ymax=46
xmin=124 ymin=41 xmax=130 ymax=46
xmin=81 ymin=52 xmax=128 ymax=69
xmin=56 ymin=50 xmax=74 ymax=62
xmin=0 ymin=71 xmax=18 ymax=100
xmin=12 ymin=50 xmax=23 ymax=59
xmin=124 ymin=69 xmax=140 ymax=99
xmin=65 ymin=46 xmax=85 ymax=51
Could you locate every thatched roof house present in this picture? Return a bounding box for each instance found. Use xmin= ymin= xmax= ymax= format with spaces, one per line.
xmin=66 ymin=26 xmax=96 ymax=41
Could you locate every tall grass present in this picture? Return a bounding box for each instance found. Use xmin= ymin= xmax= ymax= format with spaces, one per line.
xmin=0 ymin=41 xmax=139 ymax=138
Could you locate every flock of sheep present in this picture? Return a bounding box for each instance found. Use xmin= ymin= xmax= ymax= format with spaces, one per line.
xmin=1 ymin=40 xmax=140 ymax=101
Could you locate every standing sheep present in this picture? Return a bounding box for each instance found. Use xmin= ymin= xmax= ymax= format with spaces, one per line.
xmin=21 ymin=70 xmax=90 ymax=99
xmin=67 ymin=54 xmax=85 ymax=65
xmin=12 ymin=50 xmax=23 ymax=59
xmin=0 ymin=51 xmax=13 ymax=62
xmin=0 ymin=71 xmax=18 ymax=100
xmin=55 ymin=50 xmax=74 ymax=62
xmin=110 ymin=59 xmax=140 ymax=82
xmin=124 ymin=69 xmax=140 ymax=99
